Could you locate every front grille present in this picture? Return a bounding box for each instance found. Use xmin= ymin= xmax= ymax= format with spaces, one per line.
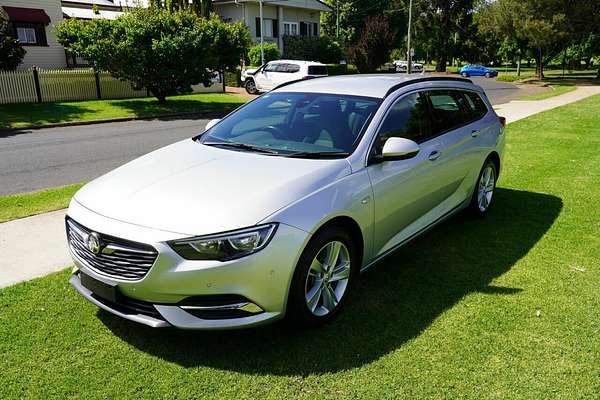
xmin=67 ymin=218 xmax=158 ymax=281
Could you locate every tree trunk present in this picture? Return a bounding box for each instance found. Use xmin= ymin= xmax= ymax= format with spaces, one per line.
xmin=151 ymin=89 xmax=168 ymax=104
xmin=435 ymin=5 xmax=450 ymax=73
xmin=597 ymin=66 xmax=600 ymax=79
xmin=516 ymin=49 xmax=521 ymax=77
xmin=535 ymin=48 xmax=544 ymax=80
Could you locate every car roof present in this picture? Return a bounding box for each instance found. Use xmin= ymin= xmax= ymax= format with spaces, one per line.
xmin=269 ymin=59 xmax=324 ymax=65
xmin=273 ymin=74 xmax=475 ymax=99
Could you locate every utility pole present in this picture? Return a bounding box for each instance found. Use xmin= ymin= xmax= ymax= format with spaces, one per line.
xmin=406 ymin=0 xmax=413 ymax=74
xmin=336 ymin=0 xmax=339 ymax=39
xmin=259 ymin=0 xmax=265 ymax=65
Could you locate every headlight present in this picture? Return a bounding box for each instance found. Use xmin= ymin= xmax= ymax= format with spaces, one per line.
xmin=168 ymin=224 xmax=278 ymax=261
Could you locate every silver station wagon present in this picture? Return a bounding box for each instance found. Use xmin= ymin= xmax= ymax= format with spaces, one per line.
xmin=67 ymin=75 xmax=505 ymax=329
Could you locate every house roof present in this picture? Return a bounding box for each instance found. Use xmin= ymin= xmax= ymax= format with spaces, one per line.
xmin=62 ymin=6 xmax=123 ymax=20
xmin=212 ymin=0 xmax=332 ymax=12
xmin=2 ymin=6 xmax=51 ymax=24
xmin=61 ymin=0 xmax=123 ymax=10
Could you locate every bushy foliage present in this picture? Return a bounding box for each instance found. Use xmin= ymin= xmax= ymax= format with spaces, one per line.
xmin=247 ymin=42 xmax=280 ymax=66
xmin=347 ymin=16 xmax=396 ymax=73
xmin=282 ymin=36 xmax=343 ymax=64
xmin=56 ymin=9 xmax=250 ymax=102
xmin=0 ymin=12 xmax=25 ymax=71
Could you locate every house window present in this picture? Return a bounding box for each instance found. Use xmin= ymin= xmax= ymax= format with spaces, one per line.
xmin=13 ymin=22 xmax=47 ymax=46
xmin=299 ymin=22 xmax=319 ymax=37
xmin=284 ymin=22 xmax=298 ymax=36
xmin=263 ymin=19 xmax=273 ymax=37
xmin=17 ymin=26 xmax=37 ymax=44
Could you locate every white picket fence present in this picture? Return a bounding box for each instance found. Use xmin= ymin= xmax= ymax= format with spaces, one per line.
xmin=0 ymin=68 xmax=223 ymax=105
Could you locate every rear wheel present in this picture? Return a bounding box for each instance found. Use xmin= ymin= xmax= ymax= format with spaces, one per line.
xmin=468 ymin=159 xmax=497 ymax=216
xmin=245 ymin=79 xmax=259 ymax=95
xmin=287 ymin=226 xmax=358 ymax=327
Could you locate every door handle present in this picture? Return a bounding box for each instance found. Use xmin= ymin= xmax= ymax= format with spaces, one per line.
xmin=428 ymin=150 xmax=441 ymax=161
xmin=471 ymin=129 xmax=480 ymax=137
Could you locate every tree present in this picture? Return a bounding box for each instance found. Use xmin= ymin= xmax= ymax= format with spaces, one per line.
xmin=0 ymin=11 xmax=25 ymax=71
xmin=57 ymin=9 xmax=249 ymax=103
xmin=347 ymin=15 xmax=396 ymax=73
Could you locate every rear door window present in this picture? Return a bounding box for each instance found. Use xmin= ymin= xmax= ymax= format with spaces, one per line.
xmin=426 ymin=90 xmax=470 ymax=135
xmin=462 ymin=91 xmax=489 ymax=121
xmin=307 ymin=65 xmax=328 ymax=76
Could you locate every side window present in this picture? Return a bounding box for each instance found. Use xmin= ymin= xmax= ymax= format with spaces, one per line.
xmin=463 ymin=91 xmax=489 ymax=121
xmin=375 ymin=92 xmax=431 ymax=152
xmin=286 ymin=64 xmax=300 ymax=73
xmin=426 ymin=90 xmax=469 ymax=134
xmin=264 ymin=63 xmax=278 ymax=72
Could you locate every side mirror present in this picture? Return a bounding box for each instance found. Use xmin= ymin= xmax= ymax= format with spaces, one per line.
xmin=380 ymin=137 xmax=420 ymax=161
xmin=205 ymin=118 xmax=220 ymax=131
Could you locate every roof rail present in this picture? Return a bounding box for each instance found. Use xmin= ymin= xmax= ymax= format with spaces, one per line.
xmin=384 ymin=76 xmax=472 ymax=98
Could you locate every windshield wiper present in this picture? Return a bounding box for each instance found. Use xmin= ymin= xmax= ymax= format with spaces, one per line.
xmin=285 ymin=151 xmax=350 ymax=159
xmin=202 ymin=141 xmax=282 ymax=155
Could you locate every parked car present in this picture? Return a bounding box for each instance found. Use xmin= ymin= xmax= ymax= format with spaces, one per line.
xmin=241 ymin=60 xmax=328 ymax=94
xmin=394 ymin=60 xmax=424 ymax=73
xmin=459 ymin=64 xmax=498 ymax=78
xmin=67 ymin=75 xmax=505 ymax=330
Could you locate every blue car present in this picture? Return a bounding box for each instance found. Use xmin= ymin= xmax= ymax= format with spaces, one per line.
xmin=459 ymin=64 xmax=498 ymax=78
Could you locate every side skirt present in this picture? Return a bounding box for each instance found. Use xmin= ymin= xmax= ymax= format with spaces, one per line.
xmin=360 ymin=201 xmax=468 ymax=273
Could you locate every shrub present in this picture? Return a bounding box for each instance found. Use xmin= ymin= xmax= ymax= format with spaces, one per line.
xmin=56 ymin=9 xmax=250 ymax=103
xmin=0 ymin=12 xmax=25 ymax=71
xmin=248 ymin=42 xmax=280 ymax=66
xmin=326 ymin=64 xmax=358 ymax=76
xmin=282 ymin=36 xmax=343 ymax=64
xmin=347 ymin=16 xmax=396 ymax=73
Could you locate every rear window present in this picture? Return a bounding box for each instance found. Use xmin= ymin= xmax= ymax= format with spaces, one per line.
xmin=463 ymin=92 xmax=489 ymax=120
xmin=307 ymin=65 xmax=328 ymax=76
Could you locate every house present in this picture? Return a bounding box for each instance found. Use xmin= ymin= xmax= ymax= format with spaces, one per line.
xmin=1 ymin=0 xmax=331 ymax=70
xmin=0 ymin=0 xmax=67 ymax=69
xmin=212 ymin=0 xmax=332 ymax=52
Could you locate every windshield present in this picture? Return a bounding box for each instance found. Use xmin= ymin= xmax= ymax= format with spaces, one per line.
xmin=198 ymin=92 xmax=381 ymax=157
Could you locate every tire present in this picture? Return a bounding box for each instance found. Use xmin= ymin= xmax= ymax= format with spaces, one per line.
xmin=485 ymin=72 xmax=491 ymax=78
xmin=245 ymin=79 xmax=259 ymax=95
xmin=286 ymin=226 xmax=359 ymax=328
xmin=461 ymin=72 xmax=469 ymax=78
xmin=468 ymin=159 xmax=498 ymax=217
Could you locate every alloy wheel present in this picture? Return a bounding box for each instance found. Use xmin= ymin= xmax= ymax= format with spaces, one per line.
xmin=304 ymin=241 xmax=351 ymax=316
xmin=477 ymin=165 xmax=495 ymax=212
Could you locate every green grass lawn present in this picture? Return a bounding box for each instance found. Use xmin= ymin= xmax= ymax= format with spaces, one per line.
xmin=0 ymin=93 xmax=247 ymax=130
xmin=518 ymin=82 xmax=577 ymax=101
xmin=0 ymin=184 xmax=83 ymax=223
xmin=2 ymin=95 xmax=600 ymax=398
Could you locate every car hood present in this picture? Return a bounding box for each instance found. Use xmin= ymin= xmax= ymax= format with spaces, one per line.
xmin=74 ymin=139 xmax=351 ymax=236
xmin=242 ymin=68 xmax=257 ymax=77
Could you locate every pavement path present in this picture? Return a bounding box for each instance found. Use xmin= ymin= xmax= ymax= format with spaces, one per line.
xmin=1 ymin=85 xmax=599 ymax=289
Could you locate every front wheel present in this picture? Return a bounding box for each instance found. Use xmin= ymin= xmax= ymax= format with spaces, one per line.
xmin=468 ymin=159 xmax=497 ymax=217
xmin=286 ymin=226 xmax=358 ymax=327
xmin=461 ymin=72 xmax=469 ymax=78
xmin=485 ymin=72 xmax=491 ymax=78
xmin=245 ymin=79 xmax=259 ymax=95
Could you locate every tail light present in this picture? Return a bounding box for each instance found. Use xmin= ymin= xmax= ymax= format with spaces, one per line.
xmin=498 ymin=116 xmax=506 ymax=128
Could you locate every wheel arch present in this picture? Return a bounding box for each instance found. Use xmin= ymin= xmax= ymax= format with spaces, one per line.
xmin=487 ymin=151 xmax=501 ymax=177
xmin=310 ymin=215 xmax=365 ymax=268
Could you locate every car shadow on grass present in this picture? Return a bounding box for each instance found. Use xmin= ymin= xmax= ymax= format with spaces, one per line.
xmin=99 ymin=187 xmax=562 ymax=375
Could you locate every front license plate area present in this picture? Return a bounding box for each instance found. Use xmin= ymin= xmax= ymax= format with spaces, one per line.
xmin=80 ymin=272 xmax=118 ymax=303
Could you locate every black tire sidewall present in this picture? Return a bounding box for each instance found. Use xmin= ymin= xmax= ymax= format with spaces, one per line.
xmin=286 ymin=226 xmax=359 ymax=327
xmin=245 ymin=79 xmax=257 ymax=94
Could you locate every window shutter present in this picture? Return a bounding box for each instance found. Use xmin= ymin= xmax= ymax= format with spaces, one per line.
xmin=273 ymin=19 xmax=279 ymax=38
xmin=300 ymin=22 xmax=307 ymax=36
xmin=255 ymin=17 xmax=261 ymax=37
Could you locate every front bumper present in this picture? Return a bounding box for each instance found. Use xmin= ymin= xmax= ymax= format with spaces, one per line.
xmin=67 ymin=200 xmax=309 ymax=330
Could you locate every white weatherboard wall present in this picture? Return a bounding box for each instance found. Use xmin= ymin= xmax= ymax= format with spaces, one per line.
xmin=0 ymin=0 xmax=67 ymax=69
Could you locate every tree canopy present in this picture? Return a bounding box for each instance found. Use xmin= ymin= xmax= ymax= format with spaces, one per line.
xmin=0 ymin=11 xmax=25 ymax=71
xmin=56 ymin=8 xmax=250 ymax=103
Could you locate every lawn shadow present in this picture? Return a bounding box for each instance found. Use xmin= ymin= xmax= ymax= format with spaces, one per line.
xmin=0 ymin=103 xmax=91 ymax=136
xmin=109 ymin=99 xmax=244 ymax=120
xmin=100 ymin=188 xmax=562 ymax=376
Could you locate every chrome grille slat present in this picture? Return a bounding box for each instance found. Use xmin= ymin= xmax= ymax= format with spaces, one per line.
xmin=67 ymin=218 xmax=158 ymax=281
